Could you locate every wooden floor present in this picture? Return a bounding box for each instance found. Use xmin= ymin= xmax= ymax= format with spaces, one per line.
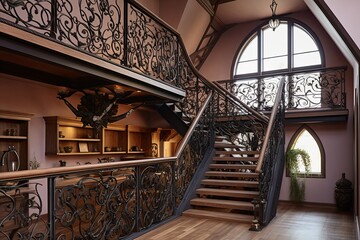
xmin=136 ymin=203 xmax=356 ymax=240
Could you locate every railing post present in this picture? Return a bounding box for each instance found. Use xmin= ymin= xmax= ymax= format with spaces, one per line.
xmin=48 ymin=177 xmax=56 ymax=239
xmin=50 ymin=0 xmax=57 ymax=38
xmin=249 ymin=198 xmax=261 ymax=231
xmin=135 ymin=165 xmax=140 ymax=232
xmin=123 ymin=0 xmax=129 ymax=67
xmin=171 ymin=161 xmax=176 ymax=214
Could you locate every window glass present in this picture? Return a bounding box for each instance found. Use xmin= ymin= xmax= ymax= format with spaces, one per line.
xmin=293 ymin=25 xmax=321 ymax=67
xmin=233 ymin=20 xmax=322 ymax=77
xmin=293 ymin=52 xmax=321 ymax=68
xmin=262 ymin=24 xmax=288 ymax=71
xmin=235 ymin=36 xmax=258 ymax=75
xmin=289 ymin=127 xmax=324 ymax=177
xmin=263 ymin=24 xmax=288 ymax=58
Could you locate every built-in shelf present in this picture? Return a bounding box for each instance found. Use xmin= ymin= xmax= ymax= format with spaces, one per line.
xmin=44 ymin=116 xmax=154 ymax=156
xmin=0 ymin=110 xmax=31 ymax=174
xmin=59 ymin=138 xmax=101 ymax=142
xmin=0 ymin=135 xmax=27 ymax=140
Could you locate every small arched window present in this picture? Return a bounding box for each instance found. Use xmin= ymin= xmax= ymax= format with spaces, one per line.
xmin=287 ymin=125 xmax=325 ymax=178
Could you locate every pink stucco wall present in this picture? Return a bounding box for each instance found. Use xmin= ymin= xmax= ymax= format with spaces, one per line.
xmin=325 ymin=0 xmax=360 ymax=50
xmin=200 ymin=10 xmax=354 ymax=204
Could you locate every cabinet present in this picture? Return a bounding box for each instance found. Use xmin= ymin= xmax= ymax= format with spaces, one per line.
xmin=44 ymin=116 xmax=101 ymax=155
xmin=0 ymin=111 xmax=31 ymax=173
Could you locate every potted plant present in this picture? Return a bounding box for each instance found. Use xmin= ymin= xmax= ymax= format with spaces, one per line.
xmin=286 ymin=148 xmax=310 ymax=202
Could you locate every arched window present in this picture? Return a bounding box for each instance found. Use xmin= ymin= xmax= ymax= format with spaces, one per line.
xmin=287 ymin=125 xmax=325 ymax=178
xmin=234 ymin=19 xmax=323 ymax=77
xmin=232 ymin=19 xmax=325 ymax=110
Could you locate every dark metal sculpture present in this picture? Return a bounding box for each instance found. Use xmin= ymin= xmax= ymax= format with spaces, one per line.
xmin=57 ymin=87 xmax=142 ymax=132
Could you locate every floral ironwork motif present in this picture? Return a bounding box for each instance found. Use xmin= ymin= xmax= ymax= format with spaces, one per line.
xmin=219 ymin=67 xmax=346 ymax=111
xmin=139 ymin=163 xmax=174 ymax=230
xmin=0 ymin=0 xmax=52 ymax=35
xmin=0 ymin=183 xmax=48 ymax=239
xmin=127 ymin=4 xmax=179 ymax=84
xmin=0 ymin=0 xmax=289 ymax=234
xmin=56 ymin=0 xmax=124 ymax=63
xmin=55 ymin=170 xmax=137 ymax=239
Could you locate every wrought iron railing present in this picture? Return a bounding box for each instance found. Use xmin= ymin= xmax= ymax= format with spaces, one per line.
xmin=0 ymin=95 xmax=215 ymax=239
xmin=216 ymin=67 xmax=346 ymax=111
xmin=255 ymin=77 xmax=285 ymax=227
xmin=0 ymin=0 xmax=187 ymax=87
xmin=0 ymin=0 xmax=282 ymax=234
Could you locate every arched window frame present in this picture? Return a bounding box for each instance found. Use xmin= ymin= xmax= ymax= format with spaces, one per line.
xmin=286 ymin=125 xmax=326 ymax=178
xmin=231 ymin=17 xmax=325 ymax=79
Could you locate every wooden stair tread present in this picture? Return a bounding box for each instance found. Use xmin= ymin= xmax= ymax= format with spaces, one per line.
xmin=216 ymin=150 xmax=259 ymax=155
xmin=205 ymin=171 xmax=259 ymax=178
xmin=190 ymin=198 xmax=253 ymax=210
xmin=196 ymin=188 xmax=259 ymax=198
xmin=214 ymin=143 xmax=242 ymax=148
xmin=213 ymin=156 xmax=259 ymax=161
xmin=182 ymin=209 xmax=253 ymax=223
xmin=215 ymin=136 xmax=227 ymax=140
xmin=209 ymin=164 xmax=256 ymax=169
xmin=201 ymin=179 xmax=259 ymax=187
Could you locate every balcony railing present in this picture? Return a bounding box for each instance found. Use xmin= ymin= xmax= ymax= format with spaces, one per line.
xmin=0 ymin=0 xmax=284 ymax=236
xmin=0 ymin=0 xmax=188 ymax=87
xmin=216 ymin=66 xmax=347 ymax=111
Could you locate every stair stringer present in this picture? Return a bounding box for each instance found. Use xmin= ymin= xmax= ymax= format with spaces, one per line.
xmin=175 ymin=146 xmax=215 ymax=215
xmin=262 ymin=136 xmax=285 ymax=226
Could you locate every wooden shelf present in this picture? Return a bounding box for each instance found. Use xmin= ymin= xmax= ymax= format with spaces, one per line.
xmin=44 ymin=116 xmax=102 ymax=155
xmin=59 ymin=138 xmax=101 ymax=142
xmin=44 ymin=117 xmax=155 ymax=156
xmin=103 ymin=151 xmax=127 ymax=154
xmin=0 ymin=110 xmax=30 ymax=173
xmin=128 ymin=151 xmax=146 ymax=154
xmin=0 ymin=135 xmax=27 ymax=140
xmin=57 ymin=152 xmax=101 ymax=156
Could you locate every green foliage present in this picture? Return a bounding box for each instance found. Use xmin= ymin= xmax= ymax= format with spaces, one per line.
xmin=286 ymin=148 xmax=311 ymax=202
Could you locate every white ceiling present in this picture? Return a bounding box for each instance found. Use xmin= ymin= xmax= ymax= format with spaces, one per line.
xmin=216 ymin=0 xmax=308 ymax=25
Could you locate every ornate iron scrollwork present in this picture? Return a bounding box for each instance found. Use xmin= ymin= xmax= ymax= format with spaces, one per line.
xmin=0 ymin=183 xmax=48 ymax=239
xmin=56 ymin=0 xmax=124 ymax=63
xmin=55 ymin=169 xmax=137 ymax=239
xmin=218 ymin=67 xmax=346 ymax=111
xmin=0 ymin=0 xmax=52 ymax=35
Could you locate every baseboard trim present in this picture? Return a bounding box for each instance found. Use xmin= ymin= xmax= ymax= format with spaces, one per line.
xmin=278 ymin=200 xmax=337 ymax=210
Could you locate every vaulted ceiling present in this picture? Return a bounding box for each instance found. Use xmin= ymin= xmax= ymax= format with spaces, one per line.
xmin=215 ymin=0 xmax=307 ymax=25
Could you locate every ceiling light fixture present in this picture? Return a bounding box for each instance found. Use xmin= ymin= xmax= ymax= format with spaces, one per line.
xmin=269 ymin=0 xmax=280 ymax=31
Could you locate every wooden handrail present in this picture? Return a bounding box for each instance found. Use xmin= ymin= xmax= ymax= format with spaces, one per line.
xmin=175 ymin=93 xmax=213 ymax=156
xmin=0 ymin=157 xmax=177 ymax=182
xmin=255 ymin=77 xmax=285 ymax=173
xmin=213 ymin=81 xmax=269 ymax=123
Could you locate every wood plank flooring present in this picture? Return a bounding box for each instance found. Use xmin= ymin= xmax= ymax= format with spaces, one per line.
xmin=136 ymin=203 xmax=356 ymax=240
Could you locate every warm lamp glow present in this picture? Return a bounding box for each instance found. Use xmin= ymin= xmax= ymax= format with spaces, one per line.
xmin=269 ymin=18 xmax=280 ymax=31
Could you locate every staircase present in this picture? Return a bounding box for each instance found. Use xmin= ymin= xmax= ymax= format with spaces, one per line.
xmin=183 ymin=136 xmax=260 ymax=223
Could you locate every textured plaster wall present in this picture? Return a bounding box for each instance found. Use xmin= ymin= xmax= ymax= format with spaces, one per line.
xmin=324 ymin=0 xmax=360 ymax=50
xmin=200 ymin=10 xmax=354 ymax=204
